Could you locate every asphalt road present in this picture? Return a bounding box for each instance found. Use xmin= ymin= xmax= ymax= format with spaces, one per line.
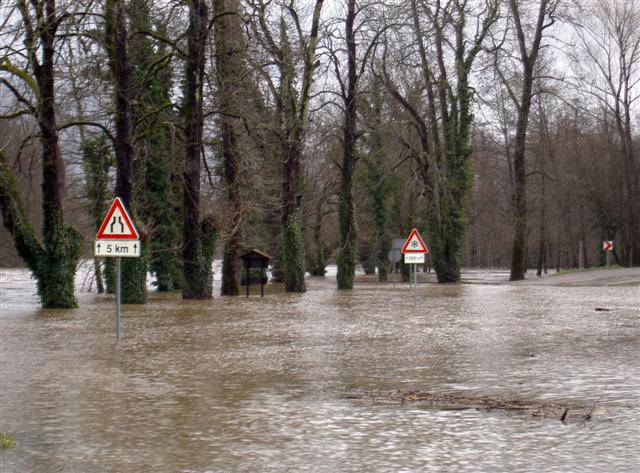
xmin=515 ymin=267 xmax=640 ymax=287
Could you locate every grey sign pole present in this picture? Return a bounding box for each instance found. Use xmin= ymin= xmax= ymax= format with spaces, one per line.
xmin=413 ymin=263 xmax=417 ymax=304
xmin=116 ymin=256 xmax=121 ymax=341
xmin=388 ymin=248 xmax=401 ymax=289
xmin=579 ymin=241 xmax=583 ymax=269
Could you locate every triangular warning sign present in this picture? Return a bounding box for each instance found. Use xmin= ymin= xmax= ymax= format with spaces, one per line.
xmin=96 ymin=197 xmax=139 ymax=240
xmin=401 ymin=228 xmax=429 ymax=253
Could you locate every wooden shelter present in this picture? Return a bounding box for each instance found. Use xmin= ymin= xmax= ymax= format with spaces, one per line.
xmin=239 ymin=249 xmax=272 ymax=297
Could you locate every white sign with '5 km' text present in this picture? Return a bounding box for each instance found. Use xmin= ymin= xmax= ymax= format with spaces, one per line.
xmin=94 ymin=240 xmax=141 ymax=258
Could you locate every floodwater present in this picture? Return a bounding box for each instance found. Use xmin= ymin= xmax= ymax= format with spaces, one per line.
xmin=1 ymin=266 xmax=639 ymax=472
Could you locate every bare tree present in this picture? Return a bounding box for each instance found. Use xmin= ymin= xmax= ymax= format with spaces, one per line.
xmin=500 ymin=0 xmax=557 ymax=281
xmin=574 ymin=0 xmax=640 ymax=266
xmin=247 ymin=0 xmax=325 ymax=292
xmin=383 ymin=0 xmax=499 ymax=282
xmin=0 ymin=0 xmax=82 ymax=308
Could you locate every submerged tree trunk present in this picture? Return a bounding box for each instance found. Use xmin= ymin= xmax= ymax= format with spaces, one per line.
xmin=182 ymin=0 xmax=217 ymax=299
xmin=0 ymin=0 xmax=81 ymax=308
xmin=508 ymin=0 xmax=553 ymax=281
xmin=81 ymin=136 xmax=112 ymax=292
xmin=214 ymin=0 xmax=248 ymax=296
xmin=279 ymin=104 xmax=307 ymax=293
xmin=337 ymin=0 xmax=358 ymax=290
xmin=105 ymin=0 xmax=147 ymax=303
xmin=129 ymin=0 xmax=182 ymax=292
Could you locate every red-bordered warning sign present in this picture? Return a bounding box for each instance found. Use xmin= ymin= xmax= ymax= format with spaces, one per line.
xmin=401 ymin=228 xmax=429 ymax=253
xmin=96 ymin=197 xmax=139 ymax=240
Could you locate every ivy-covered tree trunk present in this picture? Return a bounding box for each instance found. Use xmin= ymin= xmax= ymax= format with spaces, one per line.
xmin=182 ymin=0 xmax=216 ymax=299
xmin=309 ymin=199 xmax=327 ymax=276
xmin=361 ymin=76 xmax=393 ymax=283
xmin=0 ymin=1 xmax=81 ymax=308
xmin=281 ymin=132 xmax=306 ymax=291
xmin=214 ymin=0 xmax=248 ymax=296
xmin=390 ymin=0 xmax=498 ymax=283
xmin=81 ymin=136 xmax=112 ymax=293
xmin=105 ymin=0 xmax=147 ymax=303
xmin=129 ymin=0 xmax=182 ymax=292
xmin=373 ymin=187 xmax=390 ymax=283
xmin=337 ymin=0 xmax=358 ymax=290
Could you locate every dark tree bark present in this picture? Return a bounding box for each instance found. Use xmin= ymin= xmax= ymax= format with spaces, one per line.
xmin=337 ymin=0 xmax=358 ymax=290
xmin=182 ymin=0 xmax=217 ymax=299
xmin=0 ymin=0 xmax=81 ymax=308
xmin=105 ymin=0 xmax=147 ymax=303
xmin=214 ymin=0 xmax=247 ymax=296
xmin=508 ymin=0 xmax=554 ymax=281
xmin=251 ymin=0 xmax=324 ymax=292
xmin=383 ymin=0 xmax=498 ymax=283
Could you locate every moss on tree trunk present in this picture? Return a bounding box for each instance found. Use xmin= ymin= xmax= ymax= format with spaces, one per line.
xmin=282 ymin=212 xmax=306 ymax=292
xmin=0 ymin=152 xmax=81 ymax=308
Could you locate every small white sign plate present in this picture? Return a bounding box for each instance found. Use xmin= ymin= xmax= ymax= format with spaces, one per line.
xmin=95 ymin=239 xmax=141 ymax=258
xmin=404 ymin=253 xmax=425 ymax=264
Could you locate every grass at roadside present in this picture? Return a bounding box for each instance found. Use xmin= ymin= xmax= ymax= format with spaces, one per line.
xmin=553 ymin=265 xmax=622 ymax=277
xmin=0 ymin=432 xmax=15 ymax=449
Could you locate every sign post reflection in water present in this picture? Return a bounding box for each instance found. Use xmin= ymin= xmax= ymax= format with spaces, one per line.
xmin=94 ymin=197 xmax=141 ymax=341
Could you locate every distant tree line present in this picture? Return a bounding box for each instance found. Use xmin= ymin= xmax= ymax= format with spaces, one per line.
xmin=1 ymin=0 xmax=638 ymax=308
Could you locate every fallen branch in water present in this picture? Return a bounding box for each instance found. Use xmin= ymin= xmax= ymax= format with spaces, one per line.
xmin=339 ymin=389 xmax=596 ymax=423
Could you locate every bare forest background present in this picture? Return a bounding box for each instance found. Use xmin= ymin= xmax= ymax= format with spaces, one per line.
xmin=1 ymin=0 xmax=639 ymax=308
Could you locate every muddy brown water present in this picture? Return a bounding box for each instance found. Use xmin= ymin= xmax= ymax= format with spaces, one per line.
xmin=1 ymin=267 xmax=639 ymax=472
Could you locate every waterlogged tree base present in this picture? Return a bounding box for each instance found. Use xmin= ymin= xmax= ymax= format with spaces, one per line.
xmin=183 ymin=218 xmax=217 ymax=300
xmin=340 ymin=389 xmax=598 ymax=423
xmin=434 ymin=264 xmax=461 ymax=283
xmin=282 ymin=213 xmax=306 ymax=293
xmin=121 ymin=254 xmax=148 ymax=304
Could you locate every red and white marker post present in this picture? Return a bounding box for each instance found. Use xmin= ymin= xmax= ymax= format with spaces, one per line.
xmin=603 ymin=240 xmax=614 ymax=267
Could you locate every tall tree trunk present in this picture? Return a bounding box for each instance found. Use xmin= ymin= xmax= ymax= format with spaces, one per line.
xmin=129 ymin=0 xmax=183 ymax=292
xmin=281 ymin=137 xmax=306 ymax=292
xmin=510 ymin=91 xmax=531 ymax=281
xmin=105 ymin=0 xmax=147 ymax=303
xmin=1 ymin=1 xmax=81 ymax=308
xmin=508 ymin=0 xmax=551 ymax=281
xmin=182 ymin=0 xmax=217 ymax=299
xmin=620 ymin=113 xmax=640 ymax=266
xmin=337 ymin=0 xmax=358 ymax=290
xmin=214 ymin=0 xmax=247 ymax=296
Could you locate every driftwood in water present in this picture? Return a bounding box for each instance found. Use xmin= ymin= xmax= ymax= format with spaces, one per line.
xmin=340 ymin=389 xmax=596 ymax=423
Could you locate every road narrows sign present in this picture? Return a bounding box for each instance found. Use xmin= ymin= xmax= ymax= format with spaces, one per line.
xmin=96 ymin=197 xmax=139 ymax=240
xmin=94 ymin=197 xmax=141 ymax=342
xmin=401 ymin=228 xmax=429 ymax=254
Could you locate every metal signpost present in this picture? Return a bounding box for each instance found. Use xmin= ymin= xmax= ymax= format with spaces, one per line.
xmin=388 ymin=248 xmax=401 ymax=288
xmin=94 ymin=197 xmax=141 ymax=341
xmin=390 ymin=239 xmax=405 ymax=288
xmin=400 ymin=229 xmax=429 ymax=304
xmin=603 ymin=240 xmax=614 ymax=266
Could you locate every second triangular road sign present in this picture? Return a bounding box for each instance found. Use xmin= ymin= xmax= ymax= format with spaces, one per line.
xmin=401 ymin=228 xmax=429 ymax=253
xmin=96 ymin=197 xmax=139 ymax=240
